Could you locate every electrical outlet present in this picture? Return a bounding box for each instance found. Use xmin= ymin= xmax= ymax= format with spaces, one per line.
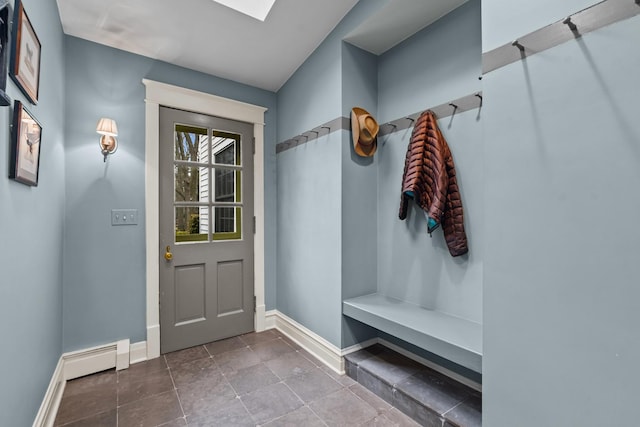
xmin=111 ymin=209 xmax=138 ymax=226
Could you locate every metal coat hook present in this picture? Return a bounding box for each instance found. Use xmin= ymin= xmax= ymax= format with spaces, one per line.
xmin=321 ymin=126 xmax=331 ymax=133
xmin=511 ymin=40 xmax=525 ymax=51
xmin=405 ymin=117 xmax=415 ymax=123
xmin=563 ymin=16 xmax=578 ymax=32
xmin=449 ymin=103 xmax=458 ymax=111
xmin=310 ymin=130 xmax=320 ymax=137
xmin=474 ymin=93 xmax=483 ymax=107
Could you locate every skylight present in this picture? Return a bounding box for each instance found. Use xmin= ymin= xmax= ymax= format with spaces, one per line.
xmin=212 ymin=0 xmax=276 ymax=22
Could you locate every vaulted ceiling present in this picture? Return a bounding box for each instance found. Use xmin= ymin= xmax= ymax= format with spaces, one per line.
xmin=56 ymin=0 xmax=468 ymax=92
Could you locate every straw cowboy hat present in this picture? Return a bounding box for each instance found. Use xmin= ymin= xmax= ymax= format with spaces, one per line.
xmin=351 ymin=107 xmax=379 ymax=157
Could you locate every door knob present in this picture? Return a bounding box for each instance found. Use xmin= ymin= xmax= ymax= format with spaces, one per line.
xmin=164 ymin=245 xmax=173 ymax=261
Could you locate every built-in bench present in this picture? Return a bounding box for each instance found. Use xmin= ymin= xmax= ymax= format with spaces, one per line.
xmin=343 ymin=293 xmax=482 ymax=373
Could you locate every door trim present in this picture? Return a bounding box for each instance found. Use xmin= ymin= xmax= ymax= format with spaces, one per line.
xmin=143 ymin=79 xmax=267 ymax=359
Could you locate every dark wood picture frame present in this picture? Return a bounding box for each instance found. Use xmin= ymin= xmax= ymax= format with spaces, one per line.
xmin=0 ymin=1 xmax=11 ymax=106
xmin=10 ymin=100 xmax=42 ymax=186
xmin=9 ymin=0 xmax=40 ymax=104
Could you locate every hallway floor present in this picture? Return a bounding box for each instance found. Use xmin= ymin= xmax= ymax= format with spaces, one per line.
xmin=53 ymin=329 xmax=421 ymax=426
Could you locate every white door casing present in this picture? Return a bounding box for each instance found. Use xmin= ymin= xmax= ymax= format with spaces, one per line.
xmin=144 ymin=79 xmax=267 ymax=359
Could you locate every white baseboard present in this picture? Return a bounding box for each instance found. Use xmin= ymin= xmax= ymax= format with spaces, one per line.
xmin=147 ymin=324 xmax=160 ymax=360
xmin=265 ymin=310 xmax=345 ymax=374
xmin=32 ymin=357 xmax=65 ymax=427
xmin=33 ymin=339 xmax=148 ymax=427
xmin=255 ymin=304 xmax=267 ymax=332
xmin=63 ymin=343 xmax=119 ymax=381
xmin=130 ymin=341 xmax=148 ymax=364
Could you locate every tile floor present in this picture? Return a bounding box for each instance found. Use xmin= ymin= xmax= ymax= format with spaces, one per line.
xmin=54 ymin=329 xmax=421 ymax=426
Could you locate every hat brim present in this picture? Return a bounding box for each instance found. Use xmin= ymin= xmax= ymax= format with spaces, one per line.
xmin=351 ymin=107 xmax=378 ymax=158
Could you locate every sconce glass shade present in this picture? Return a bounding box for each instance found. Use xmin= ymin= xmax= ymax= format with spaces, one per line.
xmin=96 ymin=118 xmax=118 ymax=136
xmin=96 ymin=118 xmax=118 ymax=161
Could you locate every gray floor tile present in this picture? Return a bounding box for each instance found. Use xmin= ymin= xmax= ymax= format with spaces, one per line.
xmin=205 ymin=336 xmax=248 ymax=356
xmin=264 ymin=351 xmax=317 ymax=380
xmin=118 ymin=390 xmax=183 ymax=427
xmin=164 ymin=346 xmax=210 ymax=369
xmin=383 ymin=408 xmax=424 ymax=427
xmin=225 ymin=362 xmax=280 ymax=395
xmin=214 ymin=346 xmax=262 ymax=374
xmin=285 ymin=368 xmax=343 ymax=403
xmin=118 ymin=366 xmax=174 ymax=405
xmin=157 ymin=417 xmax=188 ymax=426
xmin=169 ymin=356 xmax=219 ymax=390
xmin=54 ymin=372 xmax=117 ymax=426
xmin=309 ymin=388 xmax=378 ymax=426
xmin=250 ymin=339 xmax=296 ymax=362
xmin=239 ymin=329 xmax=279 ymax=345
xmin=392 ymin=393 xmax=444 ymax=427
xmin=443 ymin=394 xmax=481 ymax=427
xmin=263 ymin=405 xmax=326 ymax=427
xmin=349 ymin=383 xmax=392 ymax=414
xmin=60 ymin=370 xmax=117 ymax=398
xmin=187 ymin=399 xmax=254 ymax=427
xmin=395 ymin=371 xmax=470 ymax=416
xmin=120 ymin=357 xmax=167 ymax=381
xmin=55 ymin=409 xmax=117 ymax=427
xmin=357 ymin=367 xmax=394 ymax=405
xmin=322 ymin=365 xmax=357 ymax=386
xmin=176 ymin=373 xmax=237 ymax=418
xmin=240 ymin=382 xmax=303 ymax=424
xmin=359 ymin=353 xmax=422 ymax=386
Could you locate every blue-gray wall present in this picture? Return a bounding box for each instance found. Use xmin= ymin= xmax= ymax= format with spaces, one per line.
xmin=62 ymin=36 xmax=277 ymax=351
xmin=482 ymin=2 xmax=640 ymax=425
xmin=340 ymin=42 xmax=379 ymax=347
xmin=376 ymin=0 xmax=482 ymax=324
xmin=276 ymin=0 xmax=389 ymax=347
xmin=0 ymin=0 xmax=66 ymax=425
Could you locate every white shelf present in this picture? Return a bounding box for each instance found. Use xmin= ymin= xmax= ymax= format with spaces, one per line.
xmin=343 ymin=293 xmax=482 ymax=373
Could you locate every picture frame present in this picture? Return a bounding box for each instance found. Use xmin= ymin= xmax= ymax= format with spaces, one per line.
xmin=10 ymin=100 xmax=42 ymax=186
xmin=9 ymin=0 xmax=40 ymax=104
xmin=0 ymin=1 xmax=11 ymax=106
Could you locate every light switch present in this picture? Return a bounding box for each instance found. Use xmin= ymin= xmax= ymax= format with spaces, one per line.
xmin=111 ymin=209 xmax=138 ymax=226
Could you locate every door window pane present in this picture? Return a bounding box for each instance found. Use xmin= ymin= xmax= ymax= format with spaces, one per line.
xmin=213 ymin=207 xmax=241 ymax=240
xmin=175 ymin=125 xmax=208 ymax=163
xmin=212 ymin=133 xmax=240 ymax=166
xmin=175 ymin=206 xmax=209 ymax=243
xmin=174 ymin=165 xmax=209 ymax=202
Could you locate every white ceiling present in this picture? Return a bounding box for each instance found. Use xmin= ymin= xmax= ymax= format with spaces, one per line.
xmin=344 ymin=0 xmax=468 ymax=55
xmin=56 ymin=0 xmax=468 ymax=92
xmin=56 ymin=0 xmax=360 ymax=92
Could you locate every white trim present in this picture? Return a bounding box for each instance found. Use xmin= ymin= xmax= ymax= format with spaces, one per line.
xmin=116 ymin=339 xmax=131 ymax=371
xmin=143 ymin=79 xmax=267 ymax=357
xmin=378 ymin=338 xmax=482 ymax=392
xmin=265 ymin=310 xmax=345 ymax=374
xmin=129 ymin=341 xmax=148 ymax=365
xmin=63 ymin=343 xmax=118 ymax=381
xmin=32 ymin=357 xmax=65 ymax=427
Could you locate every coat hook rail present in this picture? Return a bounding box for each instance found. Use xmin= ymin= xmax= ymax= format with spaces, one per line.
xmin=276 ymin=116 xmax=348 ymax=154
xmin=483 ymin=0 xmax=640 ymax=74
xmin=379 ymin=91 xmax=483 ymax=137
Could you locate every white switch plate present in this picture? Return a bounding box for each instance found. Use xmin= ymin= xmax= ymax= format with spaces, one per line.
xmin=111 ymin=209 xmax=138 ymax=226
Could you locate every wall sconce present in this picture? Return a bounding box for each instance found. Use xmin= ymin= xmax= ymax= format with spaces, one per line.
xmin=96 ymin=118 xmax=118 ymax=162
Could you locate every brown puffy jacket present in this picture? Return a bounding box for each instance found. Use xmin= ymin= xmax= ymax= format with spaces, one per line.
xmin=398 ymin=110 xmax=468 ymax=257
